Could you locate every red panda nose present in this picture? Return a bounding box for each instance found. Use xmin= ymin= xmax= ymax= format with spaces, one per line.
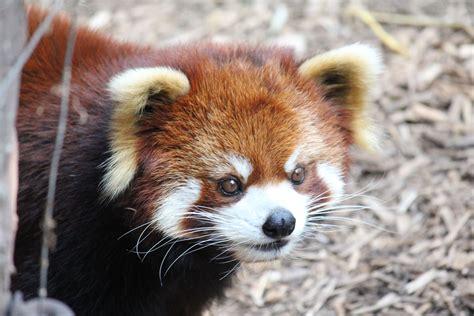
xmin=262 ymin=208 xmax=296 ymax=239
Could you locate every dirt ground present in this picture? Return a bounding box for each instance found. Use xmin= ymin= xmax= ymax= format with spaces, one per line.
xmin=35 ymin=0 xmax=473 ymax=314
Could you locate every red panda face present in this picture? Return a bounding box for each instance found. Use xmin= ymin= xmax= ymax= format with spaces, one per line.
xmin=105 ymin=44 xmax=382 ymax=262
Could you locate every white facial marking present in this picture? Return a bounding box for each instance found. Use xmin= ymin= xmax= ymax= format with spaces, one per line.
xmin=154 ymin=179 xmax=201 ymax=237
xmin=215 ymin=181 xmax=310 ymax=262
xmin=284 ymin=146 xmax=301 ymax=173
xmin=317 ymin=162 xmax=345 ymax=200
xmin=226 ymin=154 xmax=253 ymax=182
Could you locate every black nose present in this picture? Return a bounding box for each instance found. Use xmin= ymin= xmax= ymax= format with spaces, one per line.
xmin=262 ymin=208 xmax=296 ymax=239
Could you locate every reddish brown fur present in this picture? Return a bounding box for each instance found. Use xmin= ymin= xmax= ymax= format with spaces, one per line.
xmin=15 ymin=6 xmax=356 ymax=315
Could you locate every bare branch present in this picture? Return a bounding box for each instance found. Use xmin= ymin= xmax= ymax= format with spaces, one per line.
xmin=38 ymin=1 xmax=78 ymax=309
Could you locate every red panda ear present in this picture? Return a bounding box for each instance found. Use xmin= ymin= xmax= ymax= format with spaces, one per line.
xmin=298 ymin=44 xmax=382 ymax=152
xmin=102 ymin=67 xmax=190 ymax=199
xmin=108 ymin=67 xmax=190 ymax=114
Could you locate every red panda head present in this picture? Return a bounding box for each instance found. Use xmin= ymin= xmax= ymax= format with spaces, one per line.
xmin=103 ymin=43 xmax=382 ymax=261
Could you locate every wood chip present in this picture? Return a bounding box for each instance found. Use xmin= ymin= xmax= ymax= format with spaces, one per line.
xmin=339 ymin=230 xmax=381 ymax=258
xmin=417 ymin=64 xmax=443 ymax=90
xmin=250 ymin=270 xmax=281 ymax=306
xmin=397 ymin=156 xmax=430 ymax=179
xmin=443 ymin=213 xmax=472 ymax=246
xmin=352 ymin=293 xmax=401 ymax=314
xmin=411 ymin=103 xmax=448 ymax=122
xmin=398 ymin=189 xmax=418 ymax=213
xmin=305 ymin=279 xmax=337 ymax=315
xmin=362 ymin=196 xmax=397 ymax=225
xmin=404 ymin=269 xmax=443 ymax=294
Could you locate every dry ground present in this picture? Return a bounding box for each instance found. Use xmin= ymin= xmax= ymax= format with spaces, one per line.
xmin=36 ymin=0 xmax=473 ymax=314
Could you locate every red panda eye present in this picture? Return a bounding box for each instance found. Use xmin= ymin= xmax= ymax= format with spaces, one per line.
xmin=219 ymin=177 xmax=242 ymax=196
xmin=291 ymin=167 xmax=305 ymax=185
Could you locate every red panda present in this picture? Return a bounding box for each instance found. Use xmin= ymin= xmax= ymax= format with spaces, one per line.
xmin=13 ymin=6 xmax=382 ymax=316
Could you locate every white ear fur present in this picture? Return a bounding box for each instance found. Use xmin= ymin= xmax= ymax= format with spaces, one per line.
xmin=299 ymin=44 xmax=382 ymax=83
xmin=108 ymin=67 xmax=190 ymax=113
xmin=299 ymin=44 xmax=383 ymax=151
xmin=101 ymin=67 xmax=190 ymax=199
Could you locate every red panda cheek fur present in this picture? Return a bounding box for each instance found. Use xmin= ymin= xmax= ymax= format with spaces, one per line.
xmin=14 ymin=6 xmax=380 ymax=316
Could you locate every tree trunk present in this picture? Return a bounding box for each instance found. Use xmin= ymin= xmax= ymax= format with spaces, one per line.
xmin=0 ymin=0 xmax=27 ymax=312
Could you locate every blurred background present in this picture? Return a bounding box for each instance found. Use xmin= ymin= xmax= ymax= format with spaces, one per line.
xmin=29 ymin=0 xmax=474 ymax=315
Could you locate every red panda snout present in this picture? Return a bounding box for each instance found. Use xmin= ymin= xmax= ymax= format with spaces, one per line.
xmin=146 ymin=148 xmax=347 ymax=262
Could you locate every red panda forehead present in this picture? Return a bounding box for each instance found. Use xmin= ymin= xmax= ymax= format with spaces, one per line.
xmin=188 ymin=60 xmax=298 ymax=96
xmin=136 ymin=59 xmax=348 ymax=188
xmin=156 ymin=62 xmax=310 ymax=183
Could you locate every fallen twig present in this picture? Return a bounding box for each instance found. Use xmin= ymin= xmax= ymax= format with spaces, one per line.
xmin=346 ymin=5 xmax=409 ymax=56
xmin=369 ymin=11 xmax=474 ymax=38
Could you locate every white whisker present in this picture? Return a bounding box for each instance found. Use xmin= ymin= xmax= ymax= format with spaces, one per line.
xmin=117 ymin=219 xmax=156 ymax=240
xmin=219 ymin=262 xmax=241 ymax=280
xmin=311 ymin=215 xmax=394 ymax=233
xmin=159 ymin=241 xmax=178 ymax=286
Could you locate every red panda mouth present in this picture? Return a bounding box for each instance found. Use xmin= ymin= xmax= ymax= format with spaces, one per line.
xmin=244 ymin=239 xmax=289 ymax=251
